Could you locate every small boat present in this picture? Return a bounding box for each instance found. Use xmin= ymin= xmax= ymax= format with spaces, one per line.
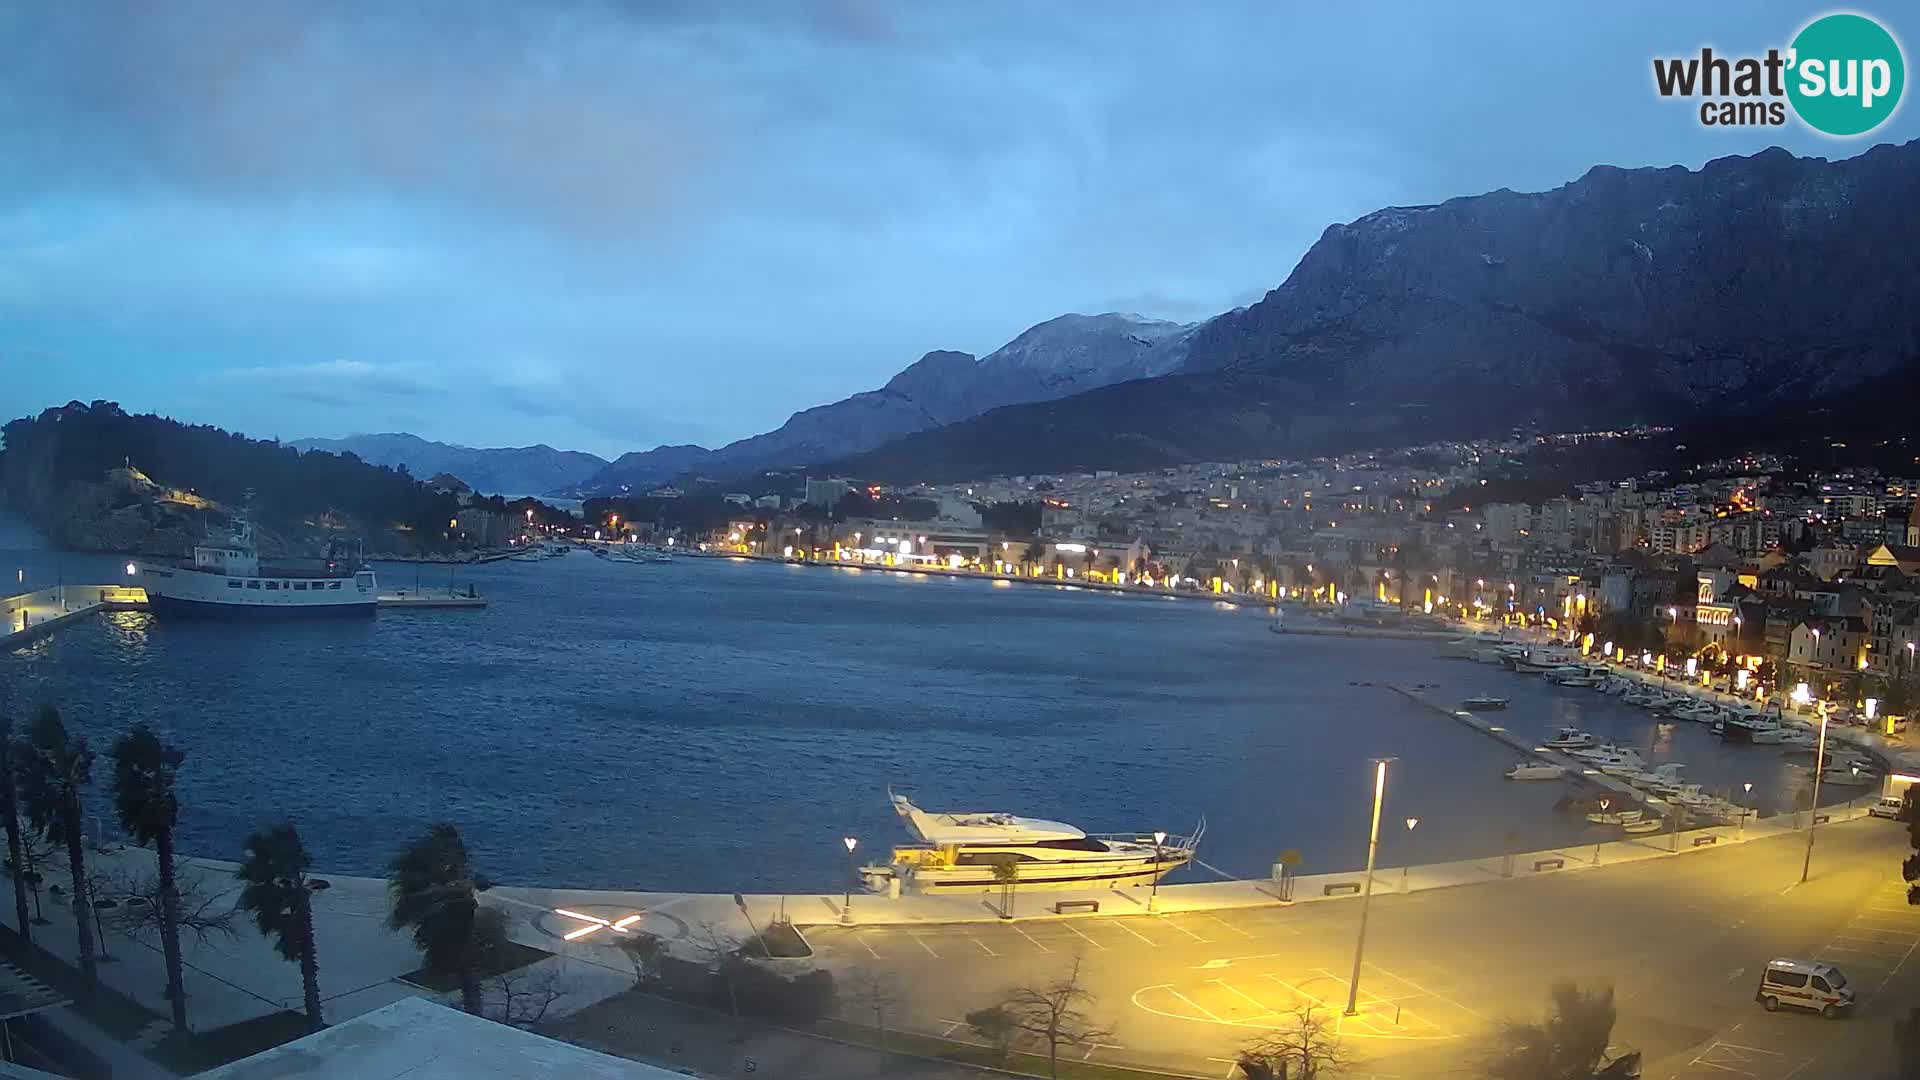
xmin=1544 ymin=727 xmax=1598 ymax=750
xmin=1462 ymin=695 xmax=1510 ymax=711
xmin=1671 ymin=703 xmax=1722 ymax=724
xmin=1587 ymin=807 xmax=1644 ymax=825
xmin=1507 ymin=761 xmax=1566 ymax=781
xmin=1626 ymin=763 xmax=1686 ymax=790
xmin=1597 ymin=750 xmax=1649 ymax=777
xmin=1621 ymin=818 xmax=1664 ymax=835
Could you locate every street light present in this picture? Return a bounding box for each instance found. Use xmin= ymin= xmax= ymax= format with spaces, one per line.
xmin=1149 ymin=830 xmax=1167 ymax=912
xmin=841 ymin=836 xmax=859 ymax=924
xmin=1802 ymin=713 xmax=1830 ymax=884
xmin=1345 ymin=758 xmax=1392 ymax=1017
xmin=1593 ymin=798 xmax=1610 ymax=866
xmin=1741 ymin=782 xmax=1754 ymax=837
xmin=1401 ymin=817 xmax=1420 ymax=893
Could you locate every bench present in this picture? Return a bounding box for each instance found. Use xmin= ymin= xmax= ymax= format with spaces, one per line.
xmin=1693 ymin=835 xmax=1719 ymax=847
xmin=1323 ymin=882 xmax=1362 ymax=897
xmin=1533 ymin=858 xmax=1565 ymax=872
xmin=1813 ymin=814 xmax=1832 ymax=825
xmin=1052 ymin=900 xmax=1100 ymax=915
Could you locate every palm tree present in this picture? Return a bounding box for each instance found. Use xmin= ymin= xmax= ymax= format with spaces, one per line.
xmin=387 ymin=823 xmax=491 ymax=1014
xmin=235 ymin=822 xmax=325 ymax=1031
xmin=14 ymin=705 xmax=96 ymax=988
xmin=111 ymin=724 xmax=189 ymax=1031
xmin=0 ymin=717 xmax=33 ymax=946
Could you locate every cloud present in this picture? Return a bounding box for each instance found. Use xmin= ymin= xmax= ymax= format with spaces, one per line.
xmin=201 ymin=359 xmax=441 ymax=407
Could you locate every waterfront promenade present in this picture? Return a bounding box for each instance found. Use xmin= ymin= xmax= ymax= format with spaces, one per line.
xmin=2 ymin=584 xmax=146 ymax=648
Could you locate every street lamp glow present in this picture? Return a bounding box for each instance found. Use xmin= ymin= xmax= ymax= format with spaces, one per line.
xmin=1345 ymin=758 xmax=1391 ymax=1016
xmin=124 ymin=562 xmax=137 ymax=576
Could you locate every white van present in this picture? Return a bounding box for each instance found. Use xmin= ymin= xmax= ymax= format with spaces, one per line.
xmin=1870 ymin=795 xmax=1906 ymax=820
xmin=1756 ymin=958 xmax=1854 ymax=1017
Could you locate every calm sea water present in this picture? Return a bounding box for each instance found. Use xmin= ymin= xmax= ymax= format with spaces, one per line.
xmin=1 ymin=515 xmax=1844 ymax=893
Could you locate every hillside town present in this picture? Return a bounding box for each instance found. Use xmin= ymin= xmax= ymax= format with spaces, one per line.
xmin=568 ymin=430 xmax=1920 ymax=717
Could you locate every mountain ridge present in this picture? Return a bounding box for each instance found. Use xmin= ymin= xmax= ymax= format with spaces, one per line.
xmin=289 ymin=432 xmax=608 ymax=496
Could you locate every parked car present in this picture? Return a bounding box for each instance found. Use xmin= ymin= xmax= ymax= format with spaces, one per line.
xmin=1756 ymin=958 xmax=1854 ymax=1017
xmin=1870 ymin=795 xmax=1907 ymax=820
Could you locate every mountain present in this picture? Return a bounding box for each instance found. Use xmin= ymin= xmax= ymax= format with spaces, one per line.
xmin=573 ymin=313 xmax=1195 ymax=492
xmin=289 ymin=433 xmax=607 ymax=496
xmin=829 ymin=141 xmax=1920 ymax=482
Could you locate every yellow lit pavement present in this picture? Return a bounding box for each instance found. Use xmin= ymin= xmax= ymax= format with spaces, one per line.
xmin=799 ymin=819 xmax=1920 ymax=1078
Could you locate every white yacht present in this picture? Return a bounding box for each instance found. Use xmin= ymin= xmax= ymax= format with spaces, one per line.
xmin=135 ymin=514 xmax=375 ymax=617
xmin=860 ymin=791 xmax=1202 ymax=894
xmin=1506 ymin=761 xmax=1566 ymax=781
xmin=1543 ymin=727 xmax=1599 ymax=750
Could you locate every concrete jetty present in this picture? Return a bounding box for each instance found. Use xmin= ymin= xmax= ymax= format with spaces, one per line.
xmin=2 ymin=584 xmax=147 ymax=649
xmin=377 ymin=588 xmax=488 ymax=609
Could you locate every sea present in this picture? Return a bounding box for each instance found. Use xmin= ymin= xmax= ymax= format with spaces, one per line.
xmin=0 ymin=513 xmax=1853 ymax=894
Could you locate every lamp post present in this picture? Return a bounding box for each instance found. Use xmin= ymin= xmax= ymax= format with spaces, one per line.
xmin=1149 ymin=830 xmax=1166 ymax=912
xmin=1741 ymin=782 xmax=1754 ymax=836
xmin=841 ymin=836 xmax=858 ymax=924
xmin=1344 ymin=758 xmax=1391 ymax=1017
xmin=1401 ymin=817 xmax=1420 ymax=893
xmin=1593 ymin=798 xmax=1610 ymax=866
xmin=1801 ymin=713 xmax=1830 ymax=884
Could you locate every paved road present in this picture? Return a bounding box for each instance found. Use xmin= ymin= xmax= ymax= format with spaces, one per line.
xmin=800 ymin=819 xmax=1920 ymax=1079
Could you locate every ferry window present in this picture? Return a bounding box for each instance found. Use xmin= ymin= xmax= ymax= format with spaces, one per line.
xmin=293 ymin=581 xmax=308 ymax=590
xmin=264 ymin=581 xmax=278 ymax=590
xmin=246 ymin=581 xmax=261 ymax=590
xmin=227 ymin=580 xmax=242 ymax=589
xmin=329 ymin=581 xmax=341 ymax=590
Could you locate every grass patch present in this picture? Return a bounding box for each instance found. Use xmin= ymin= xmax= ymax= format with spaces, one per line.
xmin=0 ymin=923 xmax=162 ymax=1041
xmin=401 ymin=939 xmax=550 ymax=992
xmin=815 ymin=1017 xmax=1193 ymax=1080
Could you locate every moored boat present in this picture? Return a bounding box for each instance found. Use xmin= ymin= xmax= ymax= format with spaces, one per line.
xmin=1506 ymin=761 xmax=1566 ymax=781
xmin=135 ymin=513 xmax=375 ymax=617
xmin=1462 ymin=695 xmax=1510 ymax=711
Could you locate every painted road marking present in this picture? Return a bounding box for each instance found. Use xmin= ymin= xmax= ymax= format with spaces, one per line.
xmin=1200 ymin=913 xmax=1257 ymax=939
xmin=1210 ymin=979 xmax=1282 ymax=1019
xmin=1109 ymin=920 xmax=1160 ymax=947
xmin=1060 ymin=922 xmax=1107 ymax=951
xmin=907 ymin=931 xmax=940 ymax=958
xmin=858 ymin=936 xmax=883 ymax=960
xmin=1012 ymin=925 xmax=1052 ymax=953
xmin=1162 ymin=918 xmax=1209 ymax=942
xmin=1365 ymin=961 xmax=1493 ymax=1022
xmin=1165 ymin=987 xmax=1226 ymax=1023
xmin=966 ymin=933 xmax=998 ymax=957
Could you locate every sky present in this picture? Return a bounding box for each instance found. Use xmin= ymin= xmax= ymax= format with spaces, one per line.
xmin=2 ymin=2 xmax=1916 ymax=460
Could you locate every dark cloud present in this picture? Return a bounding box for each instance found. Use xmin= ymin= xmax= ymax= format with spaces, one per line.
xmin=1 ymin=2 xmax=1914 ymax=457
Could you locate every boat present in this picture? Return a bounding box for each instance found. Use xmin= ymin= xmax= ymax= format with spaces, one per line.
xmin=1670 ymin=703 xmax=1721 ymax=724
xmin=1442 ymin=634 xmax=1505 ymax=660
xmin=1506 ymin=761 xmax=1566 ymax=781
xmin=1626 ymin=763 xmax=1687 ymax=791
xmin=1547 ymin=667 xmax=1601 ymax=688
xmin=1587 ymin=807 xmax=1644 ymax=825
xmin=1544 ymin=727 xmax=1599 ymax=750
xmin=1621 ymin=818 xmax=1664 ymax=834
xmin=134 ymin=512 xmax=376 ymax=617
xmin=1462 ymin=695 xmax=1510 ymax=711
xmin=859 ymin=790 xmax=1202 ymax=893
xmin=1596 ymin=749 xmax=1649 ymax=777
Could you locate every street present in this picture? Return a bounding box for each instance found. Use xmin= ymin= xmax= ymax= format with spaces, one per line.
xmin=800 ymin=819 xmax=1920 ymax=1078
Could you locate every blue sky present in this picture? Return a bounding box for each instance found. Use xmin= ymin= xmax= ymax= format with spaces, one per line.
xmin=2 ymin=2 xmax=1915 ymax=459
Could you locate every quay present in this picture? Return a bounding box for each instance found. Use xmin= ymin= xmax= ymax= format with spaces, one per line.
xmin=2 ymin=584 xmax=147 ymax=648
xmin=1389 ymin=683 xmax=1660 ymax=805
xmin=376 ymin=587 xmax=488 ymax=609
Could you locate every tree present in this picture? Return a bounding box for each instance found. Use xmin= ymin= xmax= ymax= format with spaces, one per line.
xmin=1484 ymin=981 xmax=1619 ymax=1080
xmin=966 ymin=1004 xmax=1018 ymax=1062
xmin=484 ymin=963 xmax=568 ymax=1029
xmin=986 ymin=853 xmax=1020 ymax=918
xmin=105 ymin=865 xmax=237 ymax=948
xmin=844 ymin=964 xmax=908 ymax=1047
xmin=617 ymin=930 xmax=664 ymax=986
xmin=15 ymin=706 xmax=97 ymax=988
xmin=388 ymin=823 xmax=492 ymax=1015
xmin=0 ymin=718 xmax=33 ymax=945
xmin=110 ymin=724 xmax=190 ymax=1031
xmin=236 ymin=823 xmax=326 ymax=1032
xmin=8 ymin=814 xmax=54 ymax=924
xmin=1237 ymin=1002 xmax=1347 ymax=1079
xmin=996 ymin=956 xmax=1114 ymax=1079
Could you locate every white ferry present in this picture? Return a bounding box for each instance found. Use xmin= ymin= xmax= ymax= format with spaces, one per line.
xmin=860 ymin=790 xmax=1202 ymax=894
xmin=135 ymin=516 xmax=376 ymax=617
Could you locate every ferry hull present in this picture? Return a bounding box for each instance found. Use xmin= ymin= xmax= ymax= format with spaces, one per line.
xmin=146 ymin=593 xmax=375 ymax=618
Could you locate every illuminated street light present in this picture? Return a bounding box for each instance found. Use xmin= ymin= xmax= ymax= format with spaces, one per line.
xmin=553 ymin=908 xmax=645 ymax=942
xmin=1802 ymin=713 xmax=1831 ymax=884
xmin=1401 ymin=817 xmax=1420 ymax=893
xmin=1345 ymin=758 xmax=1392 ymax=1016
xmin=842 ymin=836 xmax=859 ymax=924
xmin=1741 ymin=782 xmax=1754 ymax=836
xmin=124 ymin=562 xmax=136 ymax=577
xmin=1149 ymin=830 xmax=1167 ymax=912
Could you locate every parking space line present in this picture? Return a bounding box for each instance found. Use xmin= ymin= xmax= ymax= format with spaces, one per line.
xmin=1210 ymin=979 xmax=1281 ymax=1018
xmin=1109 ymin=920 xmax=1160 ymax=947
xmin=1012 ymin=925 xmax=1053 ymax=953
xmin=1263 ymin=973 xmax=1328 ymax=1008
xmin=1200 ymin=913 xmax=1257 ymax=939
xmin=1166 ymin=987 xmax=1227 ymax=1023
xmin=1060 ymin=922 xmax=1107 ymax=951
xmin=1162 ymin=918 xmax=1209 ymax=942
xmin=1364 ymin=961 xmax=1491 ymax=1022
xmin=966 ymin=933 xmax=998 ymax=957
xmin=858 ymin=936 xmax=882 ymax=960
xmin=907 ymin=931 xmax=940 ymax=958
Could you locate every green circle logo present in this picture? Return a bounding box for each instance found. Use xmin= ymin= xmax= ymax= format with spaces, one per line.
xmin=1787 ymin=13 xmax=1905 ymax=136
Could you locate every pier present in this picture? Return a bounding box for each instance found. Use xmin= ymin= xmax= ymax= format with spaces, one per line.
xmin=1388 ymin=683 xmax=1665 ymax=805
xmin=2 ymin=584 xmax=147 ymax=649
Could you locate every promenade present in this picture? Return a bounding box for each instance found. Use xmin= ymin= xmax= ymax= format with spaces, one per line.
xmin=2 ymin=584 xmax=147 ymax=649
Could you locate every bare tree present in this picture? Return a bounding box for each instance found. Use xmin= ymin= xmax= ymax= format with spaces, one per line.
xmin=485 ymin=963 xmax=569 ymax=1028
xmin=11 ymin=815 xmax=55 ymax=924
xmin=843 ymin=963 xmax=908 ymax=1047
xmin=996 ymin=956 xmax=1114 ymax=1079
xmin=617 ymin=929 xmax=664 ymax=986
xmin=966 ymin=1004 xmax=1018 ymax=1062
xmin=103 ymin=866 xmax=239 ymax=946
xmin=688 ymin=920 xmax=741 ymax=1019
xmin=1484 ymin=981 xmax=1620 ymax=1080
xmin=1237 ymin=1002 xmax=1347 ymax=1079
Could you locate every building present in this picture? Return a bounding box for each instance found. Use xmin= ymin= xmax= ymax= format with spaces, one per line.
xmin=802 ymin=476 xmax=852 ymax=509
xmin=198 ymin=997 xmax=682 ymax=1079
